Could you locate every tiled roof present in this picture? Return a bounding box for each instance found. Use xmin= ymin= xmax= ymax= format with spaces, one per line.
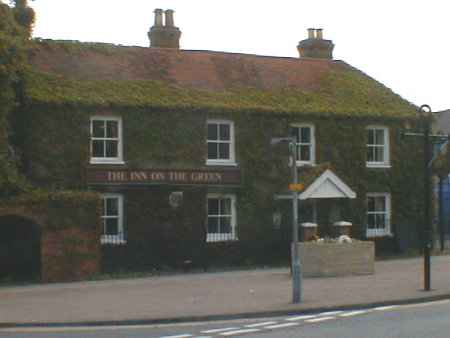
xmin=25 ymin=40 xmax=417 ymax=117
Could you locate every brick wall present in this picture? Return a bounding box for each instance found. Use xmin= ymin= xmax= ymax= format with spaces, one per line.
xmin=41 ymin=227 xmax=100 ymax=282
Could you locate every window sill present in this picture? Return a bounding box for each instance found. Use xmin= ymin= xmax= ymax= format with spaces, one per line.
xmin=90 ymin=159 xmax=125 ymax=165
xmin=206 ymin=235 xmax=238 ymax=243
xmin=206 ymin=160 xmax=238 ymax=167
xmin=296 ymin=162 xmax=316 ymax=167
xmin=366 ymin=163 xmax=391 ymax=169
xmin=100 ymin=236 xmax=127 ymax=245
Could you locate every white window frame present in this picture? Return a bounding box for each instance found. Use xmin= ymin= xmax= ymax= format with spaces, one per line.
xmin=206 ymin=119 xmax=236 ymax=166
xmin=100 ymin=193 xmax=126 ymax=245
xmin=206 ymin=193 xmax=237 ymax=242
xmin=291 ymin=123 xmax=315 ymax=166
xmin=90 ymin=116 xmax=124 ymax=164
xmin=366 ymin=126 xmax=390 ymax=168
xmin=366 ymin=192 xmax=392 ymax=237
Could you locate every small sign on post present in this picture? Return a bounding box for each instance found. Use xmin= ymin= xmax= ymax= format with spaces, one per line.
xmin=289 ymin=183 xmax=304 ymax=192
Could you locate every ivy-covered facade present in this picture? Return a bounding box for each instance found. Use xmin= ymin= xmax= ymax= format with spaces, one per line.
xmin=2 ymin=9 xmax=426 ymax=279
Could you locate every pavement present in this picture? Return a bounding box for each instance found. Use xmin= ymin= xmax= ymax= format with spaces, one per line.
xmin=1 ymin=255 xmax=450 ymax=327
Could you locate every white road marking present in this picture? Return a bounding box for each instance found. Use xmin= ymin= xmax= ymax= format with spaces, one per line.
xmin=305 ymin=316 xmax=335 ymax=323
xmin=318 ymin=311 xmax=343 ymax=316
xmin=201 ymin=327 xmax=240 ymax=333
xmin=374 ymin=305 xmax=399 ymax=311
xmin=244 ymin=321 xmax=277 ymax=327
xmin=285 ymin=314 xmax=317 ymax=321
xmin=159 ymin=334 xmax=193 ymax=338
xmin=220 ymin=328 xmax=260 ymax=336
xmin=265 ymin=322 xmax=299 ymax=329
xmin=339 ymin=310 xmax=370 ymax=317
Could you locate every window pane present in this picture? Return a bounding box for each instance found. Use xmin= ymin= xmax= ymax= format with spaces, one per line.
xmin=92 ymin=120 xmax=105 ymax=138
xmin=367 ymin=129 xmax=374 ymax=145
xmin=300 ymin=145 xmax=311 ymax=161
xmin=105 ymin=218 xmax=119 ymax=235
xmin=102 ymin=198 xmax=108 ymax=217
xmin=106 ymin=198 xmax=119 ymax=216
xmin=291 ymin=127 xmax=300 ymax=142
xmin=367 ymin=214 xmax=376 ymax=229
xmin=300 ymin=127 xmax=311 ymax=143
xmin=375 ymin=129 xmax=385 ymax=145
xmin=367 ymin=146 xmax=374 ymax=162
xmin=220 ymin=216 xmax=231 ymax=233
xmin=92 ymin=140 xmax=105 ymax=157
xmin=105 ymin=140 xmax=118 ymax=158
xmin=208 ymin=142 xmax=218 ymax=159
xmin=220 ymin=198 xmax=231 ymax=215
xmin=219 ymin=143 xmax=230 ymax=159
xmin=106 ymin=121 xmax=118 ymax=138
xmin=375 ymin=146 xmax=384 ymax=162
xmin=208 ymin=216 xmax=219 ymax=233
xmin=219 ymin=124 xmax=230 ymax=141
xmin=208 ymin=198 xmax=219 ymax=215
xmin=376 ymin=214 xmax=386 ymax=229
xmin=207 ymin=124 xmax=218 ymax=140
xmin=374 ymin=196 xmax=386 ymax=212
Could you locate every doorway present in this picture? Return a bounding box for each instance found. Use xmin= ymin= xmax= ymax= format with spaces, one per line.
xmin=0 ymin=215 xmax=41 ymax=282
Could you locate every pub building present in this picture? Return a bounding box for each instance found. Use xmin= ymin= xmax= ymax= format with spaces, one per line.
xmin=0 ymin=9 xmax=424 ymax=281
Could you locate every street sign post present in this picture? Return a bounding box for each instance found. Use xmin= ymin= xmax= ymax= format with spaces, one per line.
xmin=271 ymin=136 xmax=302 ymax=304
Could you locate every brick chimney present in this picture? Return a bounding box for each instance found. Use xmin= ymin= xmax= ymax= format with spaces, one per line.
xmin=148 ymin=9 xmax=181 ymax=48
xmin=297 ymin=28 xmax=334 ymax=59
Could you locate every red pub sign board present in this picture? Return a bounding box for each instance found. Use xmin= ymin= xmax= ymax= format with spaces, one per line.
xmin=86 ymin=168 xmax=240 ymax=186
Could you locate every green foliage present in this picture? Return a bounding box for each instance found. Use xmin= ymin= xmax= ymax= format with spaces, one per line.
xmin=7 ymin=31 xmax=426 ymax=269
xmin=18 ymin=96 xmax=424 ymax=250
xmin=24 ymin=69 xmax=417 ymax=118
xmin=1 ymin=189 xmax=101 ymax=229
xmin=11 ymin=0 xmax=35 ymax=37
xmin=0 ymin=0 xmax=34 ymax=197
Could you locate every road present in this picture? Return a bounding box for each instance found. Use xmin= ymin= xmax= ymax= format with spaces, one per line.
xmin=2 ymin=299 xmax=450 ymax=338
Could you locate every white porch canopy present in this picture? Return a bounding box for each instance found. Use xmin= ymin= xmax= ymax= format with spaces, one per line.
xmin=275 ymin=169 xmax=356 ymax=200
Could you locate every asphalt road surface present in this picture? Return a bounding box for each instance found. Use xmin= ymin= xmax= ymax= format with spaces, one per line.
xmin=2 ymin=299 xmax=450 ymax=338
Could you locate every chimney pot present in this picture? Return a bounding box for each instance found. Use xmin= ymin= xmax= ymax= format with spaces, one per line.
xmin=165 ymin=9 xmax=175 ymax=27
xmin=148 ymin=8 xmax=181 ymax=49
xmin=297 ymin=28 xmax=334 ymax=59
xmin=316 ymin=28 xmax=323 ymax=39
xmin=154 ymin=8 xmax=163 ymax=27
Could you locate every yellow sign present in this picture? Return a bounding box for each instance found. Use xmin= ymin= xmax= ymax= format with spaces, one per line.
xmin=288 ymin=183 xmax=304 ymax=191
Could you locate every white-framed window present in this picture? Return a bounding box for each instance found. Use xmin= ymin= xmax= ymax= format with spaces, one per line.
xmin=291 ymin=124 xmax=315 ymax=166
xmin=206 ymin=119 xmax=236 ymax=166
xmin=366 ymin=193 xmax=391 ymax=237
xmin=100 ymin=194 xmax=126 ymax=245
xmin=90 ymin=116 xmax=124 ymax=164
xmin=206 ymin=194 xmax=237 ymax=242
xmin=366 ymin=126 xmax=390 ymax=167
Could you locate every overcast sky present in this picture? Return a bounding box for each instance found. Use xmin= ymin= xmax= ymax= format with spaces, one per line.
xmin=29 ymin=0 xmax=449 ymax=111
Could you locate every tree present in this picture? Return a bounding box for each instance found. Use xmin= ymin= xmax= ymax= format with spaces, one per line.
xmin=0 ymin=0 xmax=34 ymax=197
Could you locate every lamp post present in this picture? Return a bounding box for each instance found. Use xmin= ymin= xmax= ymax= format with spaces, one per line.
xmin=271 ymin=136 xmax=302 ymax=303
xmin=403 ymin=105 xmax=448 ymax=291
xmin=420 ymin=104 xmax=432 ymax=291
